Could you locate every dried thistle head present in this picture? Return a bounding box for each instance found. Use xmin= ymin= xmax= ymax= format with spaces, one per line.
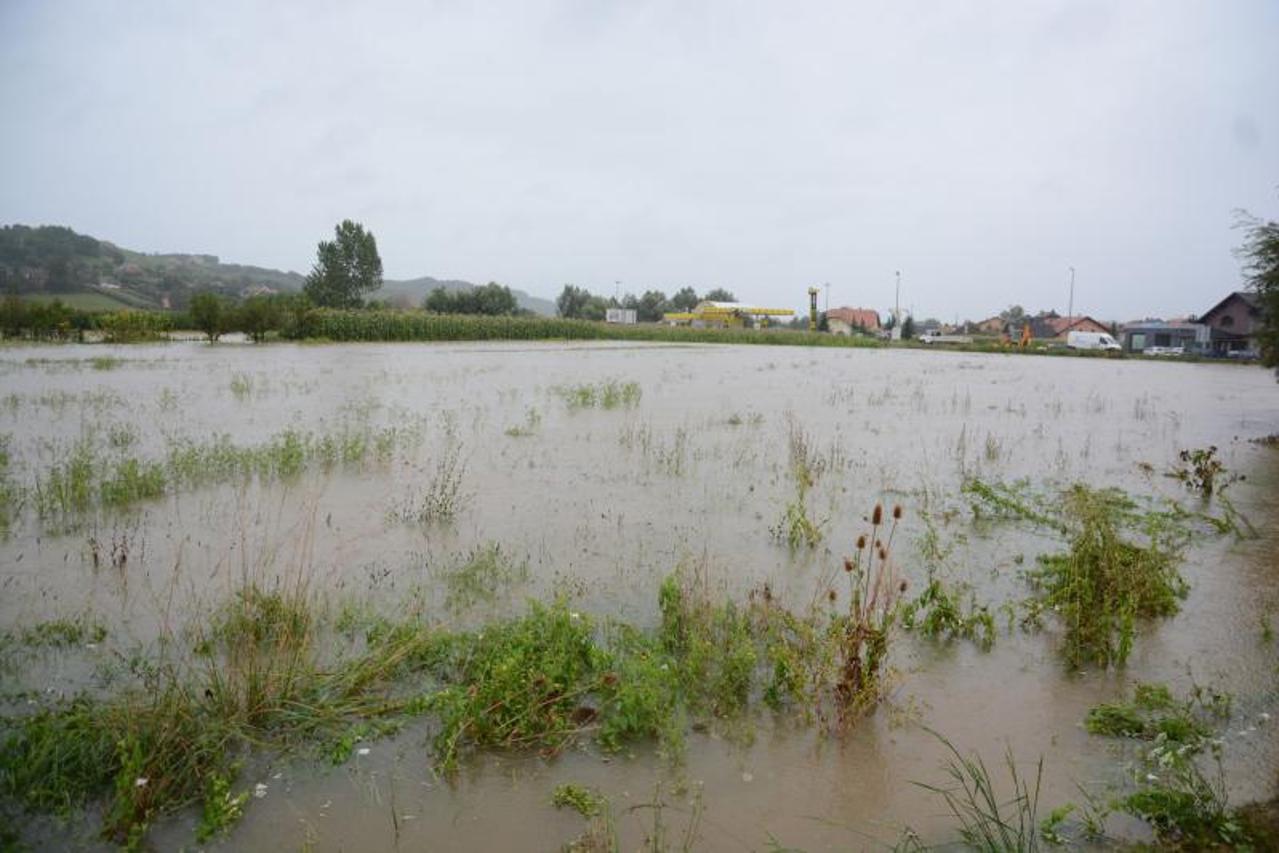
xmin=878 ymin=546 xmax=888 ymax=562
xmin=843 ymin=557 xmax=854 ymax=573
xmin=856 ymin=534 xmax=867 ymax=550
xmin=872 ymin=504 xmax=883 ymax=525
xmin=827 ymin=588 xmax=837 ymax=603
xmin=892 ymin=504 xmax=903 ymax=520
xmin=899 ymin=580 xmax=908 ymax=593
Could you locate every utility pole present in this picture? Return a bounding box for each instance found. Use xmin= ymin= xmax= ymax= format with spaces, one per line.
xmin=894 ymin=270 xmax=902 ymax=340
xmin=1067 ymin=267 xmax=1075 ymax=320
xmin=823 ymin=282 xmax=830 ymax=312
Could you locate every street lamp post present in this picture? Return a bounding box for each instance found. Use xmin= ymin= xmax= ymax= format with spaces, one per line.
xmin=1067 ymin=267 xmax=1075 ymax=321
xmin=894 ymin=270 xmax=902 ymax=340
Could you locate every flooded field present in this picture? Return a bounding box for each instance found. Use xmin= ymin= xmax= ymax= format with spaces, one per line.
xmin=1 ymin=340 xmax=1277 ymax=850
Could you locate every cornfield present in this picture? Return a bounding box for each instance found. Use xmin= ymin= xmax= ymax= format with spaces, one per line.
xmin=295 ymin=309 xmax=884 ymax=348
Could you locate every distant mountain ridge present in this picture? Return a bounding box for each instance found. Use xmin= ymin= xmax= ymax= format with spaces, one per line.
xmin=0 ymin=224 xmax=555 ymax=315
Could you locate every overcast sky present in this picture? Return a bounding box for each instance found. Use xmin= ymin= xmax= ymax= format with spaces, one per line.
xmin=2 ymin=1 xmax=1276 ymax=321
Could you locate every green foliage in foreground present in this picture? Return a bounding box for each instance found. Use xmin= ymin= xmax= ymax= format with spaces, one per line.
xmin=1084 ymin=681 xmax=1230 ymax=747
xmin=1236 ymin=209 xmax=1279 ymax=368
xmin=900 ymin=709 xmax=1270 ymax=852
xmin=964 ymin=479 xmax=1221 ymax=668
xmin=0 ymin=557 xmax=895 ymax=845
xmin=1023 ymin=486 xmax=1190 ymax=667
xmin=900 ymin=735 xmax=1048 ymax=852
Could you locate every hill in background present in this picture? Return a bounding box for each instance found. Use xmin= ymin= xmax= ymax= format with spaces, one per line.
xmin=0 ymin=224 xmax=555 ymax=315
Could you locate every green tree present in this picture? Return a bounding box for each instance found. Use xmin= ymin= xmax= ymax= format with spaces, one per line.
xmin=1237 ymin=211 xmax=1279 ymax=368
xmin=637 ymin=290 xmax=668 ymax=322
xmin=901 ymin=315 xmax=916 ymax=340
xmin=704 ymin=287 xmax=736 ymax=302
xmin=581 ymin=295 xmax=611 ymax=322
xmin=425 ymin=282 xmax=520 ymax=316
xmin=668 ymin=287 xmax=699 ymax=312
xmin=236 ymin=295 xmax=282 ymax=343
xmin=189 ymin=292 xmax=227 ymax=342
xmin=556 ymin=284 xmax=591 ymax=318
xmin=303 ymin=220 xmax=383 ymax=308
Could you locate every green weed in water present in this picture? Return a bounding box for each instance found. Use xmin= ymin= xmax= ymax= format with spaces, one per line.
xmin=504 ymin=406 xmax=542 ymax=437
xmin=405 ymin=443 xmax=469 ymax=525
xmin=1084 ymin=681 xmax=1230 ymax=748
xmin=552 ymin=783 xmax=606 ymax=818
xmin=1169 ymin=445 xmax=1237 ymax=497
xmin=228 ymin=373 xmax=254 ymax=399
xmin=195 ymin=772 xmax=248 ymax=842
xmin=1023 ymin=486 xmax=1188 ymax=667
xmin=439 ymin=542 xmax=529 ymax=611
xmin=555 ymin=380 xmax=642 ymax=410
xmin=903 ymin=733 xmax=1047 ymax=852
xmin=34 ymin=439 xmax=96 ymax=524
xmin=0 ymin=434 xmax=19 ymax=538
xmin=900 ymin=574 xmax=996 ymax=651
xmin=99 ymin=458 xmax=167 ymax=507
xmin=1116 ymin=751 xmax=1244 ymax=848
xmin=16 ymin=617 xmax=107 ymax=648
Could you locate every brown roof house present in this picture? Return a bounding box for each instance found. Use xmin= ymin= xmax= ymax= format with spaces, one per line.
xmin=826 ymin=307 xmax=880 ymax=336
xmin=1197 ymin=291 xmax=1262 ymax=355
xmin=970 ymin=316 xmax=1005 ymax=335
xmin=1020 ymin=314 xmax=1110 ymax=342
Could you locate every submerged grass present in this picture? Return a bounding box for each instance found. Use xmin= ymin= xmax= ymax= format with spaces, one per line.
xmin=14 ymin=616 xmax=107 ymax=648
xmin=1084 ymin=681 xmax=1230 ymax=748
xmin=438 ymin=542 xmax=529 ymax=611
xmin=553 ymin=783 xmax=606 ymax=818
xmin=25 ymin=422 xmax=419 ymax=533
xmin=1 ymin=503 xmax=911 ymax=845
xmin=402 ymin=442 xmax=469 ymax=525
xmin=0 ymin=433 xmax=19 ymax=538
xmin=555 ymin=380 xmax=642 ymax=410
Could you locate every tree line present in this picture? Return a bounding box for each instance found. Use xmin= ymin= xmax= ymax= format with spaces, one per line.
xmin=554 ymin=284 xmax=736 ymax=321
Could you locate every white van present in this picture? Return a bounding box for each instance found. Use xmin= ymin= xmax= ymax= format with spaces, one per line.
xmin=1066 ymin=331 xmax=1121 ymax=351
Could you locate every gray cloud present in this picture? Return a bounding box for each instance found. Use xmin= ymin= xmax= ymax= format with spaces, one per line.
xmin=2 ymin=0 xmax=1276 ymax=321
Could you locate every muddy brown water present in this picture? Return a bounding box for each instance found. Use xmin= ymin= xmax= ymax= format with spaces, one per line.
xmin=1 ymin=341 xmax=1277 ymax=850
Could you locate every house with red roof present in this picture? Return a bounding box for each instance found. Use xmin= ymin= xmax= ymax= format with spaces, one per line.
xmin=826 ymin=307 xmax=880 ymax=336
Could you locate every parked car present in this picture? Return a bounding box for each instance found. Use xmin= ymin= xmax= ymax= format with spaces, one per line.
xmin=1143 ymin=346 xmax=1184 ymax=357
xmin=1066 ymin=331 xmax=1121 ymax=351
xmin=918 ymin=331 xmax=973 ymax=345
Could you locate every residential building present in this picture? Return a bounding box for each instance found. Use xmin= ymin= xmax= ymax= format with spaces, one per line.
xmin=1197 ymin=291 xmax=1262 ymax=355
xmin=1016 ymin=314 xmax=1111 ymax=342
xmin=825 ymin=307 xmax=880 ymax=336
xmin=970 ymin=316 xmax=1004 ymax=335
xmin=1121 ymin=321 xmax=1208 ymax=354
